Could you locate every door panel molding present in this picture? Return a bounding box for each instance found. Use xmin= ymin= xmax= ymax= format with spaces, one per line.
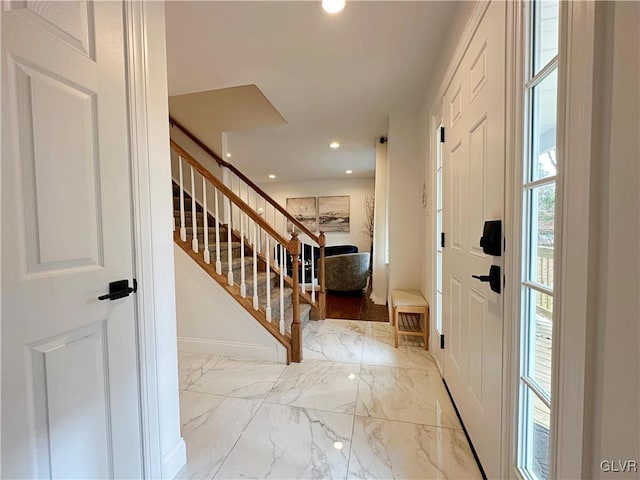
xmin=468 ymin=288 xmax=487 ymax=405
xmin=29 ymin=321 xmax=112 ymax=479
xmin=12 ymin=58 xmax=103 ymax=276
xmin=7 ymin=1 xmax=95 ymax=59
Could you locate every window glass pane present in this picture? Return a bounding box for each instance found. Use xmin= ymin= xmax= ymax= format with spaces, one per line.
xmin=521 ymin=387 xmax=551 ymax=480
xmin=436 ymin=252 xmax=442 ymax=292
xmin=524 ymin=288 xmax=553 ymax=396
xmin=437 ymin=171 xmax=442 ymax=210
xmin=530 ymin=69 xmax=558 ymax=181
xmin=533 ymin=0 xmax=559 ymax=74
xmin=436 ymin=210 xmax=443 ymax=252
xmin=526 ymin=183 xmax=555 ymax=287
xmin=531 ymin=393 xmax=551 ymax=479
xmin=437 ymin=130 xmax=443 ymax=169
xmin=436 ymin=290 xmax=443 ymax=332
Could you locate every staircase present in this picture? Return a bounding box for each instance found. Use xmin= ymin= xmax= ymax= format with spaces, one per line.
xmin=170 ymin=120 xmax=327 ymax=363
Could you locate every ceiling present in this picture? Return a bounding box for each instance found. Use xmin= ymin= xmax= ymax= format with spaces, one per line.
xmin=169 ymin=84 xmax=286 ymax=155
xmin=165 ymin=1 xmax=460 ymax=182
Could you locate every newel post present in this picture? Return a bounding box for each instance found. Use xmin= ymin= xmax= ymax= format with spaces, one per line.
xmin=289 ymin=232 xmax=302 ymax=362
xmin=318 ymin=232 xmax=327 ymax=320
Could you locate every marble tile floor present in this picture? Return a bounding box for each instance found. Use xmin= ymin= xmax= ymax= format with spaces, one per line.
xmin=177 ymin=319 xmax=482 ymax=480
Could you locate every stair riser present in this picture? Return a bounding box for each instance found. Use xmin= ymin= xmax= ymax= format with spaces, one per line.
xmin=174 ymin=197 xmax=203 ymax=210
xmin=174 ymin=213 xmax=213 ymax=225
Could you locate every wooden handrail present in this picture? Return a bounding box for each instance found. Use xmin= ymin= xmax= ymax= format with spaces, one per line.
xmin=169 ymin=116 xmax=321 ymax=244
xmin=170 ymin=139 xmax=291 ymax=249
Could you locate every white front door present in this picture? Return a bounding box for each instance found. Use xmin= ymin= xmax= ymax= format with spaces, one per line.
xmin=1 ymin=2 xmax=143 ymax=478
xmin=441 ymin=1 xmax=506 ymax=478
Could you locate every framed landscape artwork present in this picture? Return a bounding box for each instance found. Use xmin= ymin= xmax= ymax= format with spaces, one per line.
xmin=286 ymin=197 xmax=317 ymax=232
xmin=318 ymin=196 xmax=350 ymax=232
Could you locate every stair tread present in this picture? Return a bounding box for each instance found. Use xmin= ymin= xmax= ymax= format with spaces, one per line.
xmin=197 ymin=242 xmax=242 ymax=252
xmin=181 ymin=224 xmax=227 ymax=231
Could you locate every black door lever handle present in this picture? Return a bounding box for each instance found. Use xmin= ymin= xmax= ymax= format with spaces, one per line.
xmin=472 ymin=274 xmax=492 ymax=282
xmin=471 ymin=266 xmax=501 ymax=293
xmin=98 ymin=279 xmax=137 ymax=301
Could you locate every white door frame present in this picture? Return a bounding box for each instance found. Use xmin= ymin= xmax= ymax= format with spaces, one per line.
xmin=504 ymin=1 xmax=595 ymax=479
xmin=124 ymin=2 xmax=185 ymax=478
xmin=124 ymin=2 xmax=163 ymax=477
xmin=502 ymin=1 xmax=523 ymax=477
xmin=0 ymin=6 xmax=3 ymax=475
xmin=549 ymin=1 xmax=595 ymax=477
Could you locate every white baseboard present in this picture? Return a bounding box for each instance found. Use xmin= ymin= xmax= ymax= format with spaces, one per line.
xmin=177 ymin=336 xmax=284 ymax=363
xmin=162 ymin=437 xmax=186 ymax=479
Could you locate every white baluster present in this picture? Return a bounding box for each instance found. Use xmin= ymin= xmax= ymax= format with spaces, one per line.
xmin=190 ymin=166 xmax=198 ymax=253
xmin=226 ymin=197 xmax=233 ymax=286
xmin=265 ymin=236 xmax=272 ymax=322
xmin=279 ymin=243 xmax=285 ymax=335
xmin=301 ymin=240 xmax=306 ymax=294
xmin=311 ymin=244 xmax=316 ymax=303
xmin=214 ymin=187 xmax=222 ymax=275
xmin=240 ymin=210 xmax=246 ymax=297
xmin=202 ymin=177 xmax=210 ymax=264
xmin=178 ymin=156 xmax=186 ymax=241
xmin=253 ymin=222 xmax=259 ymax=310
xmin=257 ymin=207 xmax=264 ymax=254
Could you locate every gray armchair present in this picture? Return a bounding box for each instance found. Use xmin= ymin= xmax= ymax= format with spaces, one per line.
xmin=324 ymin=252 xmax=370 ymax=293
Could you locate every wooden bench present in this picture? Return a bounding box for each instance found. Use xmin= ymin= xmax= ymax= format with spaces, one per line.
xmin=391 ymin=290 xmax=429 ymax=349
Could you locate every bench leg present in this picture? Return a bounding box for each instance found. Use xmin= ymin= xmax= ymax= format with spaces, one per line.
xmin=394 ymin=308 xmax=399 ymax=348
xmin=424 ymin=307 xmax=429 ymax=351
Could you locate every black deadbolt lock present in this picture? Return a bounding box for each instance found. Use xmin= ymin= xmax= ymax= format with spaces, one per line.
xmin=472 ymin=265 xmax=501 ymax=294
xmin=479 ymin=220 xmax=502 ymax=256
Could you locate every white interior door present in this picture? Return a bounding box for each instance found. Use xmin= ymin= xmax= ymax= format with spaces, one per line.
xmin=1 ymin=2 xmax=143 ymax=478
xmin=441 ymin=2 xmax=506 ymax=478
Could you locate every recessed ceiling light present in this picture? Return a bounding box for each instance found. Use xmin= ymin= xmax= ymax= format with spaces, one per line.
xmin=345 ymin=170 xmax=353 ymax=175
xmin=226 ymin=153 xmax=231 ymax=158
xmin=329 ymin=142 xmax=340 ymax=149
xmin=268 ymin=174 xmax=276 ymax=179
xmin=333 ymin=441 xmax=344 ymax=450
xmin=322 ymin=0 xmax=345 ymax=14
xmin=348 ymin=373 xmax=356 ymax=380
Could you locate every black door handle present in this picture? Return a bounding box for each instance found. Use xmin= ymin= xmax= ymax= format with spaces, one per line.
xmin=471 ymin=265 xmax=501 ymax=293
xmin=98 ymin=279 xmax=137 ymax=301
xmin=471 ymin=274 xmax=492 ymax=282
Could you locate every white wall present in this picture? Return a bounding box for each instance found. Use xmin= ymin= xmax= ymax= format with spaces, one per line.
xmin=386 ymin=110 xmax=424 ymax=301
xmin=370 ymin=142 xmax=388 ymax=305
xmin=584 ymin=2 xmax=640 ymax=476
xmin=258 ymin=177 xmax=375 ymax=255
xmin=174 ymin=246 xmax=287 ymax=363
xmin=170 ymin=125 xmax=224 ymax=182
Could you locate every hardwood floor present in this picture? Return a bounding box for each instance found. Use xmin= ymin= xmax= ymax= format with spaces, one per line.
xmin=325 ymin=286 xmax=388 ymax=322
